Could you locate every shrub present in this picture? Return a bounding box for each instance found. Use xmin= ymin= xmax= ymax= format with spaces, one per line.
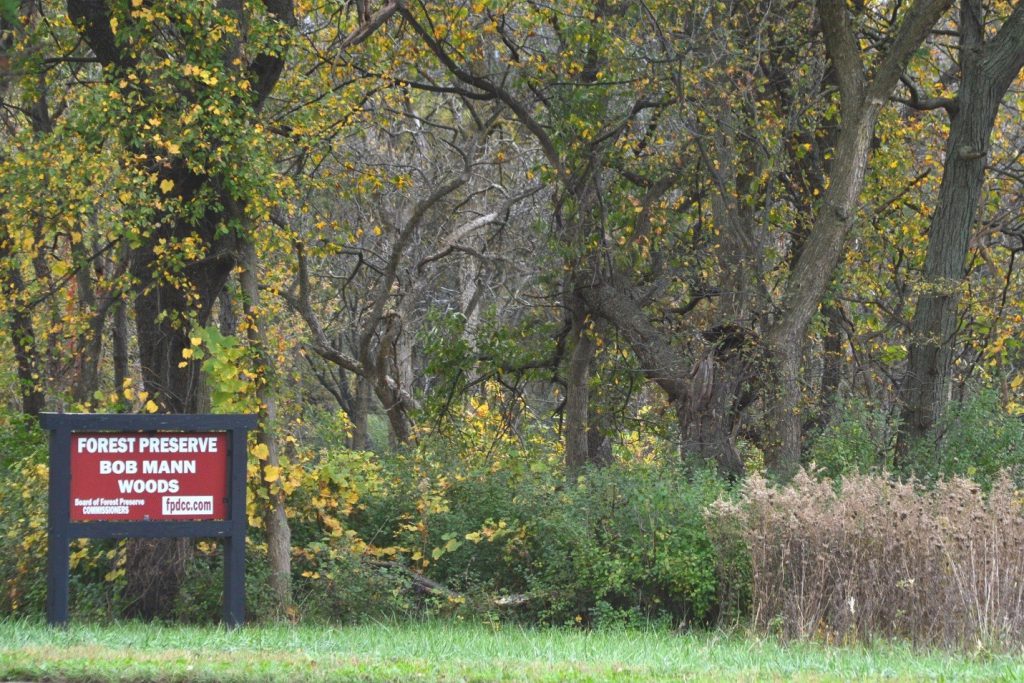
xmin=515 ymin=464 xmax=725 ymax=627
xmin=171 ymin=542 xmax=279 ymax=623
xmin=362 ymin=453 xmax=728 ymax=627
xmin=342 ymin=423 xmax=731 ymax=628
xmin=804 ymin=399 xmax=890 ymax=478
xmin=907 ymin=391 xmax=1024 ymax=487
xmin=0 ymin=413 xmax=128 ymax=619
xmin=0 ymin=414 xmax=50 ymax=615
xmin=708 ymin=470 xmax=1024 ymax=648
xmin=290 ymin=539 xmax=415 ymax=623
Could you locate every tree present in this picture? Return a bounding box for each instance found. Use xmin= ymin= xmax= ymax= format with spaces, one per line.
xmin=395 ymin=0 xmax=952 ymax=477
xmin=898 ymin=0 xmax=1024 ymax=458
xmin=284 ymin=85 xmax=537 ymax=446
xmin=65 ymin=0 xmax=296 ymax=619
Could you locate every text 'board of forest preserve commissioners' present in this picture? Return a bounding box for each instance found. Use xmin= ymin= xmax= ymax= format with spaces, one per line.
xmin=71 ymin=432 xmax=228 ymax=521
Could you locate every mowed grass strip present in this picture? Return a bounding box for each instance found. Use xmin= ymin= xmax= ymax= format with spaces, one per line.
xmin=1 ymin=620 xmax=1022 ymax=682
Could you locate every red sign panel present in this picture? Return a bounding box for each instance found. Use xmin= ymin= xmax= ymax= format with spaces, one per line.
xmin=70 ymin=432 xmax=228 ymax=521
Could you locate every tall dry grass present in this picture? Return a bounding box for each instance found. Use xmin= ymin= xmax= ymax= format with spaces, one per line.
xmin=708 ymin=471 xmax=1024 ymax=648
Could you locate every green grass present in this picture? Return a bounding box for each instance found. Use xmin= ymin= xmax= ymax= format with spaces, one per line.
xmin=1 ymin=619 xmax=1022 ymax=681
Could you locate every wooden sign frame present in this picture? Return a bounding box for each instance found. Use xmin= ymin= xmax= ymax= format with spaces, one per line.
xmin=40 ymin=413 xmax=257 ymax=627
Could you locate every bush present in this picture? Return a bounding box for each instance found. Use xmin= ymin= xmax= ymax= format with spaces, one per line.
xmin=291 ymin=540 xmax=415 ymax=622
xmin=805 ymin=399 xmax=891 ymax=478
xmin=351 ymin=440 xmax=730 ymax=627
xmin=907 ymin=391 xmax=1024 ymax=487
xmin=0 ymin=414 xmax=49 ymax=615
xmin=513 ymin=464 xmax=725 ymax=627
xmin=709 ymin=470 xmax=1024 ymax=648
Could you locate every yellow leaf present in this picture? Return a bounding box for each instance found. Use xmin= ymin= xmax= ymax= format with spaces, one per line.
xmin=144 ymin=400 xmax=159 ymax=413
xmin=159 ymin=178 xmax=174 ymax=194
xmin=181 ymin=348 xmax=193 ymax=359
xmin=110 ymin=17 xmax=118 ymax=34
xmin=264 ymin=464 xmax=281 ymax=483
xmin=165 ymin=141 xmax=180 ymax=155
xmin=252 ymin=443 xmax=269 ymax=461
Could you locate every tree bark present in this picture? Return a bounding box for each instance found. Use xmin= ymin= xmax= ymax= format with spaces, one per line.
xmin=810 ymin=303 xmax=847 ymax=434
xmin=897 ymin=0 xmax=1024 ymax=460
xmin=564 ymin=300 xmax=596 ymax=475
xmin=123 ymin=214 xmax=235 ymax=618
xmin=3 ymin=263 xmax=45 ymax=416
xmin=763 ymin=0 xmax=951 ymax=476
xmin=351 ymin=375 xmax=373 ymax=450
xmin=112 ymin=300 xmax=129 ymax=394
xmin=239 ymin=240 xmax=293 ymax=614
xmin=71 ymin=242 xmax=118 ymax=406
xmin=123 ymin=537 xmax=193 ymax=620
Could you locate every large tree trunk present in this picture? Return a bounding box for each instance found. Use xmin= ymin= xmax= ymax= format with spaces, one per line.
xmin=762 ymin=0 xmax=951 ymax=476
xmin=3 ymin=263 xmax=45 ymax=416
xmin=564 ymin=299 xmax=597 ymax=474
xmin=124 ymin=215 xmax=237 ymax=620
xmin=765 ymin=101 xmax=887 ymax=474
xmin=123 ymin=537 xmax=193 ymax=620
xmin=66 ymin=0 xmax=297 ymax=621
xmin=351 ymin=376 xmax=373 ymax=450
xmin=897 ymin=0 xmax=1024 ymax=460
xmin=239 ymin=239 xmax=293 ymax=614
xmin=112 ymin=300 xmax=129 ymax=393
xmin=675 ymin=370 xmax=749 ymax=479
xmin=807 ymin=304 xmax=847 ymax=435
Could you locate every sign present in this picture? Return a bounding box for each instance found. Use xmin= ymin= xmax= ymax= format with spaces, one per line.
xmin=70 ymin=432 xmax=228 ymax=521
xmin=40 ymin=413 xmax=257 ymax=628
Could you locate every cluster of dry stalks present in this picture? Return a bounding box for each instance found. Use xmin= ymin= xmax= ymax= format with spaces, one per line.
xmin=707 ymin=471 xmax=1024 ymax=648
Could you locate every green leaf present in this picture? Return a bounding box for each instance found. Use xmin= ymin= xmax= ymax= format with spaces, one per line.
xmin=0 ymin=0 xmax=18 ymax=24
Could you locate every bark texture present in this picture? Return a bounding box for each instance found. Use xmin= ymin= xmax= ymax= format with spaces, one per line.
xmin=898 ymin=0 xmax=1024 ymax=459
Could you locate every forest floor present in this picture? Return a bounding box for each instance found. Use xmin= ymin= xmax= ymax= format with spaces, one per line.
xmin=1 ymin=619 xmax=1021 ymax=681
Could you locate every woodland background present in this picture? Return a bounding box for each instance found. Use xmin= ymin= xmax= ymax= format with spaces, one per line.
xmin=0 ymin=0 xmax=1023 ymax=647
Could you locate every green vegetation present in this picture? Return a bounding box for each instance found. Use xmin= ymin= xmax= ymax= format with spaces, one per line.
xmin=2 ymin=620 xmax=1023 ymax=682
xmin=2 ymin=0 xmax=1024 ymax=665
xmin=4 ymin=405 xmax=1024 ymax=651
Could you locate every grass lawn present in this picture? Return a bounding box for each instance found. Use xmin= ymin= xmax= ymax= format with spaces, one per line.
xmin=1 ymin=619 xmax=1022 ymax=681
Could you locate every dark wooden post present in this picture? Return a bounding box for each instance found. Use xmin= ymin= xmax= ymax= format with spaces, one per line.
xmin=44 ymin=420 xmax=72 ymax=626
xmin=223 ymin=426 xmax=250 ymax=626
